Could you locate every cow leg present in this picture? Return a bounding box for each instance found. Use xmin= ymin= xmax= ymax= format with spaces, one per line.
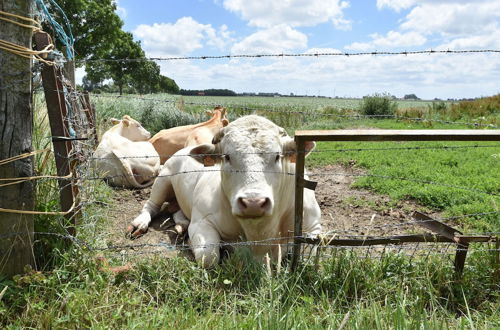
xmin=173 ymin=210 xmax=190 ymax=234
xmin=188 ymin=221 xmax=221 ymax=268
xmin=127 ymin=167 xmax=175 ymax=238
xmin=302 ymin=189 xmax=322 ymax=236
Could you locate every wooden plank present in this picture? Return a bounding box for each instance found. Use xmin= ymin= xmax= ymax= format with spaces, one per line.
xmin=295 ymin=129 xmax=500 ymax=141
xmin=34 ymin=31 xmax=77 ymax=236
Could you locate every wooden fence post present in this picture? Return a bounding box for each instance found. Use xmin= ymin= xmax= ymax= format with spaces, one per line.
xmin=0 ymin=0 xmax=36 ymax=276
xmin=291 ymin=137 xmax=306 ymax=271
xmin=34 ymin=31 xmax=78 ymax=236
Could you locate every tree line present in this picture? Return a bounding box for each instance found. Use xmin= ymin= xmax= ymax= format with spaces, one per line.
xmin=46 ymin=0 xmax=179 ymax=95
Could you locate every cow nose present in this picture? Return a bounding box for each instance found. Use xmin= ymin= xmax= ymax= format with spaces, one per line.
xmin=237 ymin=197 xmax=271 ymax=217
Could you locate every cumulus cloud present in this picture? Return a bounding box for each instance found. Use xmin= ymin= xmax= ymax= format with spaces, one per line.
xmin=133 ymin=17 xmax=233 ymax=56
xmin=345 ymin=31 xmax=427 ymax=50
xmin=222 ymin=0 xmax=351 ymax=29
xmin=159 ymin=50 xmax=500 ymax=99
xmin=400 ymin=2 xmax=500 ymax=37
xmin=231 ymin=25 xmax=307 ymax=54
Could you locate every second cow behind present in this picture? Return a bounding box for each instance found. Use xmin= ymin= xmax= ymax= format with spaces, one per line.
xmin=150 ymin=106 xmax=229 ymax=164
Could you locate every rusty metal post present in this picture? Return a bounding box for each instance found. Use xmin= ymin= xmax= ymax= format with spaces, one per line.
xmin=34 ymin=31 xmax=77 ymax=236
xmin=291 ymin=137 xmax=306 ymax=271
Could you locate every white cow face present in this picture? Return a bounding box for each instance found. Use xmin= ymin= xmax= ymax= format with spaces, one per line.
xmin=111 ymin=115 xmax=151 ymax=141
xmin=190 ymin=115 xmax=315 ymax=221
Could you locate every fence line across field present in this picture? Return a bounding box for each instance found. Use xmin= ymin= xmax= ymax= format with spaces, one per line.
xmin=75 ymin=49 xmax=500 ymax=64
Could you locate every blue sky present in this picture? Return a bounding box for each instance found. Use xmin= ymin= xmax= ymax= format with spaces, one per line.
xmin=101 ymin=0 xmax=500 ymax=99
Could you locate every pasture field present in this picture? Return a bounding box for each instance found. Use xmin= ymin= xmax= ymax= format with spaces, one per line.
xmin=1 ymin=94 xmax=499 ymax=328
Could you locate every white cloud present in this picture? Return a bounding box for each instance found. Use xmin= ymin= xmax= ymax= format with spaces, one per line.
xmin=401 ymin=2 xmax=500 ymax=36
xmin=376 ymin=0 xmax=417 ymax=12
xmin=345 ymin=31 xmax=426 ymax=51
xmin=159 ymin=48 xmax=500 ymax=99
xmin=231 ymin=25 xmax=307 ymax=54
xmin=222 ymin=0 xmax=351 ymax=29
xmin=133 ymin=17 xmax=233 ymax=56
xmin=113 ymin=0 xmax=127 ymax=18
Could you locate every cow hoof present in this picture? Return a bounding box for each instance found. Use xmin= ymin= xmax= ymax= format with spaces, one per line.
xmin=126 ymin=225 xmax=147 ymax=240
xmin=174 ymin=224 xmax=185 ymax=235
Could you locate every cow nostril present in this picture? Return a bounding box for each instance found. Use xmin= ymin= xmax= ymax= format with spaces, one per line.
xmin=237 ymin=197 xmax=247 ymax=210
xmin=260 ymin=198 xmax=270 ymax=210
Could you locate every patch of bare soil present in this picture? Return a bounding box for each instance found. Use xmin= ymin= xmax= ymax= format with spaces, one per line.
xmin=102 ymin=164 xmax=442 ymax=258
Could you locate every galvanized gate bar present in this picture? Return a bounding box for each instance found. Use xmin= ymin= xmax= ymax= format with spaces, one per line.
xmin=291 ymin=129 xmax=500 ymax=272
xmin=295 ymin=129 xmax=500 ymax=141
xmin=296 ymin=234 xmax=495 ymax=246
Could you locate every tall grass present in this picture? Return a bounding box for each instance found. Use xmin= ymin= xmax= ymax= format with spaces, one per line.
xmin=1 ymin=249 xmax=498 ymax=328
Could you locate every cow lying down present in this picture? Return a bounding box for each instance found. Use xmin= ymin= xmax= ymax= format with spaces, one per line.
xmin=128 ymin=115 xmax=321 ymax=267
xmin=93 ymin=115 xmax=160 ymax=189
xmin=150 ymin=106 xmax=229 ymax=164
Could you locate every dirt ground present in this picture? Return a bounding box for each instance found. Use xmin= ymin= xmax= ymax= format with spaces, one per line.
xmin=101 ymin=164 xmax=444 ymax=259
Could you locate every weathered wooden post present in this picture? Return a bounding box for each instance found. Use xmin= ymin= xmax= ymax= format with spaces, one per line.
xmin=0 ymin=0 xmax=36 ymax=276
xmin=34 ymin=31 xmax=78 ymax=236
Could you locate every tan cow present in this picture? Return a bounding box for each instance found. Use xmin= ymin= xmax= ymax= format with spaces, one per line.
xmin=149 ymin=107 xmax=229 ymax=164
xmin=93 ymin=115 xmax=160 ymax=189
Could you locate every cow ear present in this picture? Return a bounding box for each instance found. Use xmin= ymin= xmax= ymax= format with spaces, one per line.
xmin=283 ymin=140 xmax=316 ymax=163
xmin=110 ymin=118 xmax=120 ymax=125
xmin=221 ymin=119 xmax=229 ymax=127
xmin=122 ymin=115 xmax=132 ymax=120
xmin=122 ymin=118 xmax=130 ymax=127
xmin=212 ymin=129 xmax=225 ymax=145
xmin=189 ymin=143 xmax=219 ymax=166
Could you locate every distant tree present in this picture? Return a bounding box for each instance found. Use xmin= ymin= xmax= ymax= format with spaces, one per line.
xmin=360 ymin=93 xmax=398 ymax=116
xmin=159 ymin=75 xmax=180 ymax=94
xmin=132 ymin=61 xmax=161 ymax=94
xmin=404 ymin=94 xmax=420 ymax=100
xmin=86 ymin=31 xmax=145 ymax=95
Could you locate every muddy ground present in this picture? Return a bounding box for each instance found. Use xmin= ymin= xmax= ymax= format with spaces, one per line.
xmin=101 ymin=164 xmax=446 ymax=260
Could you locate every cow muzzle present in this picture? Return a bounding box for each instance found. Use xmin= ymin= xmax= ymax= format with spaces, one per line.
xmin=236 ymin=196 xmax=272 ymax=218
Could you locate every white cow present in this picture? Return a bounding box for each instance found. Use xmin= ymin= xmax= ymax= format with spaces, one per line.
xmin=128 ymin=115 xmax=321 ymax=267
xmin=93 ymin=115 xmax=160 ymax=189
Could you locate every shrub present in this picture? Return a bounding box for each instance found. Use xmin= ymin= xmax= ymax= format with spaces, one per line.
xmin=360 ymin=93 xmax=398 ymax=117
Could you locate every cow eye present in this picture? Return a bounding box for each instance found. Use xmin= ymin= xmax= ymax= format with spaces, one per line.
xmin=224 ymin=154 xmax=230 ymax=162
xmin=275 ymin=154 xmax=281 ymax=162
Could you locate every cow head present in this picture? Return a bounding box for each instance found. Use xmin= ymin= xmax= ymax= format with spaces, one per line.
xmin=190 ymin=115 xmax=315 ymax=220
xmin=110 ymin=115 xmax=151 ymax=141
xmin=205 ymin=106 xmax=229 ymax=127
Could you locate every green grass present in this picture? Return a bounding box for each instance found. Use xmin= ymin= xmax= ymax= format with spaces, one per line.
xmin=2 ymin=93 xmax=498 ymax=328
xmin=1 ymin=248 xmax=499 ymax=328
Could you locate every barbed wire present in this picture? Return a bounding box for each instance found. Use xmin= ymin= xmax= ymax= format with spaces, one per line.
xmin=1 ymin=231 xmax=497 ymax=253
xmin=54 ymin=143 xmax=500 ymax=161
xmin=76 ymin=49 xmax=500 ymax=64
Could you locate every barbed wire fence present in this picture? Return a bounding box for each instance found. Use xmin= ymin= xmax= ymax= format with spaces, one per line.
xmin=1 ymin=5 xmax=499 ymax=274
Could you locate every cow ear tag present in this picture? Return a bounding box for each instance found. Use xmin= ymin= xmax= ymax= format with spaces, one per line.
xmin=203 ymin=156 xmax=215 ymax=167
